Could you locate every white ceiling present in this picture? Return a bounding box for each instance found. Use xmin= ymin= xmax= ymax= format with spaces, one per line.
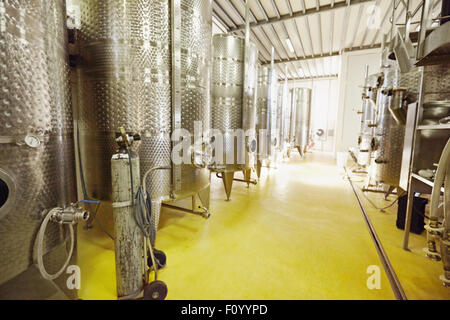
xmin=212 ymin=0 xmax=443 ymax=80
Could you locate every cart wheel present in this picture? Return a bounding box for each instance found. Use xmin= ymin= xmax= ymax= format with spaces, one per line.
xmin=144 ymin=281 xmax=168 ymax=300
xmin=148 ymin=249 xmax=167 ymax=269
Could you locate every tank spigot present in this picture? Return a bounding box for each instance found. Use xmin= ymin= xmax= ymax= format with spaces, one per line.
xmin=49 ymin=205 xmax=90 ymax=225
xmin=115 ymin=128 xmax=141 ymax=152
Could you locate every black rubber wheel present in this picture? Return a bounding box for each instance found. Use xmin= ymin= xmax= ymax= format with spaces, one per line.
xmin=147 ymin=248 xmax=167 ymax=269
xmin=144 ymin=281 xmax=168 ymax=300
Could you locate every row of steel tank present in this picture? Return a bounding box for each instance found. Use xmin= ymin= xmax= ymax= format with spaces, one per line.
xmin=0 ymin=0 xmax=213 ymax=298
xmin=73 ymin=0 xmax=212 ymax=246
xmin=209 ymin=33 xmax=313 ymax=200
xmin=0 ymin=0 xmax=313 ymax=298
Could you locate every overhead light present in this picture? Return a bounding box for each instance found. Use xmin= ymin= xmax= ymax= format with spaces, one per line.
xmin=285 ymin=38 xmax=295 ymax=53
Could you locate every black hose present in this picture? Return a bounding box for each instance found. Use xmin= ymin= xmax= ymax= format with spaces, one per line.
xmin=127 ymin=148 xmax=153 ymax=239
xmin=76 ymin=125 xmax=115 ymax=240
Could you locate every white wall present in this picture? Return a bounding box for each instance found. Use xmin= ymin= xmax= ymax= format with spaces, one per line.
xmin=287 ymin=77 xmax=339 ymax=153
xmin=334 ymin=49 xmax=381 ymax=156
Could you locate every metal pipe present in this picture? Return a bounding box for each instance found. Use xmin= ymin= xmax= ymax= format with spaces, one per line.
xmin=425 ymin=139 xmax=450 ymax=261
xmin=215 ymin=173 xmax=258 ymax=185
xmin=162 ymin=203 xmax=211 ymax=219
xmin=345 ymin=168 xmax=407 ymax=300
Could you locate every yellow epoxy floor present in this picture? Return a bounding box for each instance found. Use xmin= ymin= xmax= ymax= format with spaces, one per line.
xmin=77 ymin=152 xmax=448 ymax=300
xmin=351 ymin=176 xmax=450 ymax=300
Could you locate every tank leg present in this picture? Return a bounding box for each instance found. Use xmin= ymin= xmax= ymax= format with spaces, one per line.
xmin=384 ymin=186 xmax=395 ymax=200
xmin=222 ymin=172 xmax=235 ymax=201
xmin=197 ymin=186 xmax=210 ymax=211
xmin=440 ymin=240 xmax=450 ymax=286
xmin=297 ymin=146 xmax=304 ymax=157
xmin=256 ymin=160 xmax=262 ymax=179
xmin=243 ymin=169 xmax=252 ymax=187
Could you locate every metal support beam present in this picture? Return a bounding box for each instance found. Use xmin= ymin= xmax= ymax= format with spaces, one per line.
xmin=256 ymin=0 xmax=269 ymax=21
xmin=212 ymin=13 xmax=229 ymax=33
xmin=349 ymin=3 xmax=365 ymax=49
xmin=284 ymin=74 xmax=339 ymax=82
xmin=229 ymin=0 xmax=375 ymax=32
xmin=369 ymin=0 xmax=395 ymax=47
xmin=317 ymin=13 xmax=324 ymax=56
xmin=302 ymin=0 xmax=318 ymax=74
xmin=330 ymin=11 xmax=335 ymax=55
xmin=262 ymin=43 xmax=383 ymax=66
xmin=360 ymin=0 xmax=381 ymax=48
xmin=339 ymin=0 xmax=352 ymax=53
xmin=286 ymin=0 xmax=293 ymax=16
xmin=290 ymin=18 xmax=313 ymax=77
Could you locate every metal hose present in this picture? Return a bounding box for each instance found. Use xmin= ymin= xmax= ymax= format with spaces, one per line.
xmin=36 ymin=208 xmax=75 ymax=281
xmin=425 ymin=138 xmax=450 ymax=263
xmin=430 ymin=139 xmax=450 ymax=221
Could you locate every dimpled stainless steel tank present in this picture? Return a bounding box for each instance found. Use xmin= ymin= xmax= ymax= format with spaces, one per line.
xmin=293 ymin=88 xmax=312 ymax=156
xmin=374 ymin=61 xmax=422 ymax=188
xmin=357 ymin=73 xmax=382 ymax=167
xmin=256 ymin=66 xmax=278 ymax=177
xmin=210 ymin=34 xmax=258 ymax=199
xmin=172 ymin=0 xmax=211 ymax=212
xmin=0 ymin=0 xmax=77 ymax=298
xmin=75 ymin=0 xmax=152 ymax=231
xmin=277 ymin=81 xmax=290 ymax=157
xmin=75 ymin=0 xmax=211 ymax=242
xmin=288 ymin=88 xmax=296 ymax=148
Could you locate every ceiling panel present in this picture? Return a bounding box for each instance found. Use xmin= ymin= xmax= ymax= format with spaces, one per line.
xmin=212 ymin=0 xmax=443 ymax=80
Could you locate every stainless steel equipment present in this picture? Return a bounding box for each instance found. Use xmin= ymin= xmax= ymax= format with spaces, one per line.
xmin=292 ymin=88 xmax=312 ymax=157
xmin=0 ymin=0 xmax=78 ymax=299
xmin=256 ymin=66 xmax=278 ymax=177
xmin=277 ymin=80 xmax=290 ymax=159
xmin=373 ymin=61 xmax=422 ymax=189
xmin=357 ymin=72 xmax=382 ymax=167
xmin=288 ymin=88 xmax=297 ymax=153
xmin=74 ymin=0 xmax=212 ymax=244
xmin=210 ymin=34 xmax=258 ymax=200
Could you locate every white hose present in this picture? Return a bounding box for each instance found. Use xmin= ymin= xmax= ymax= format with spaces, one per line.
xmin=36 ymin=208 xmax=75 ymax=281
xmin=430 ymin=138 xmax=450 ymax=221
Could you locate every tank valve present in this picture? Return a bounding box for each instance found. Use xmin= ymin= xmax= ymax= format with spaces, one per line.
xmin=49 ymin=204 xmax=90 ymax=225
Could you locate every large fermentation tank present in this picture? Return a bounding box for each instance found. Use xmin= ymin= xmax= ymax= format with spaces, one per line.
xmin=276 ymin=81 xmax=290 ymax=158
xmin=0 ymin=0 xmax=77 ymax=298
xmin=175 ymin=0 xmax=211 ymax=201
xmin=288 ymin=88 xmax=297 ymax=148
xmin=256 ymin=66 xmax=278 ymax=176
xmin=74 ymin=0 xmax=211 ymax=242
xmin=292 ymin=88 xmax=312 ymax=156
xmin=210 ymin=34 xmax=258 ymax=199
xmin=374 ymin=62 xmax=421 ymax=188
xmin=357 ymin=73 xmax=382 ymax=167
xmin=211 ymin=34 xmax=258 ymax=172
